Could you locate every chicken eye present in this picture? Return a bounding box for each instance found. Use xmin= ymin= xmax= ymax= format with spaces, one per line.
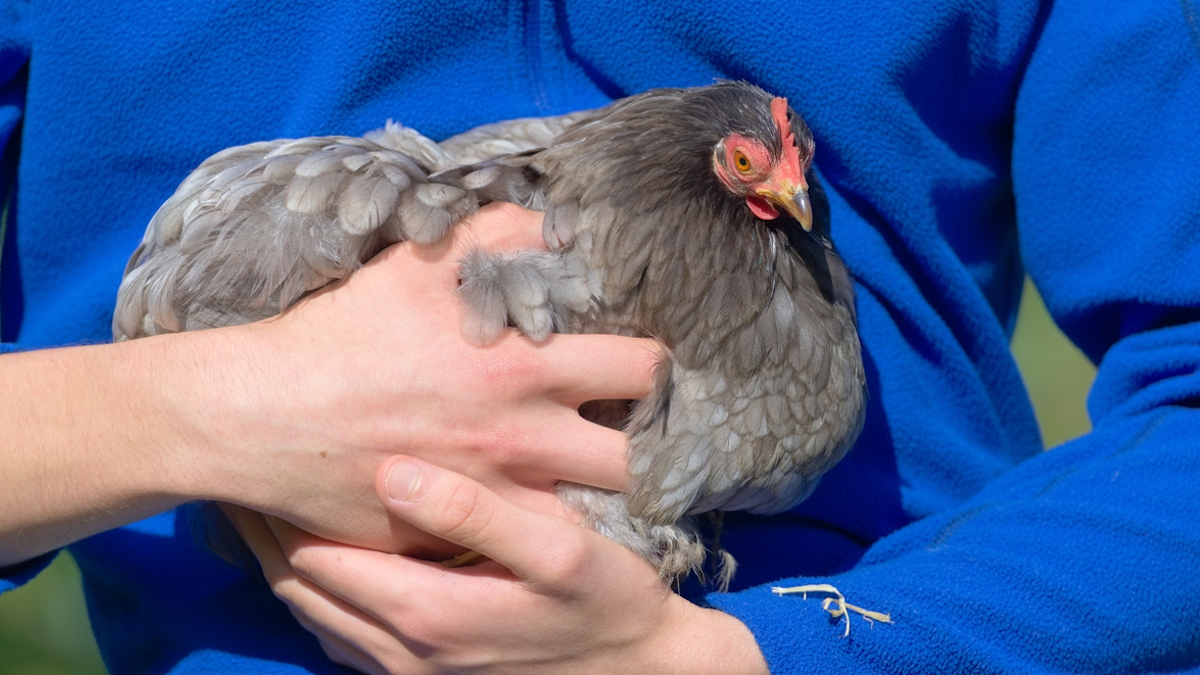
xmin=733 ymin=150 xmax=753 ymax=174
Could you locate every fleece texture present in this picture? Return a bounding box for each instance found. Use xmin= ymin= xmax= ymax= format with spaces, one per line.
xmin=2 ymin=0 xmax=1198 ymax=672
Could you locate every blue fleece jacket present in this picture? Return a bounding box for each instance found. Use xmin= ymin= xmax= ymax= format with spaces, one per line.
xmin=2 ymin=1 xmax=1198 ymax=673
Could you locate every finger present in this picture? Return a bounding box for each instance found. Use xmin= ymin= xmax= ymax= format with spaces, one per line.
xmin=377 ymin=457 xmax=585 ymax=584
xmin=225 ymin=506 xmax=292 ymax=583
xmin=263 ymin=516 xmax=438 ymax=600
xmin=533 ymin=334 xmax=664 ymax=405
xmin=229 ymin=507 xmax=390 ymax=660
xmin=263 ymin=515 xmax=387 ymax=584
xmin=462 ymin=202 xmax=547 ymax=252
xmin=292 ymin=605 xmax=391 ymax=672
xmin=232 ymin=511 xmax=352 ymax=632
xmin=502 ymin=408 xmax=630 ymax=492
xmin=260 ymin=513 xmax=520 ymax=644
xmin=255 ymin=518 xmax=418 ymax=673
xmin=283 ymin=583 xmax=408 ymax=675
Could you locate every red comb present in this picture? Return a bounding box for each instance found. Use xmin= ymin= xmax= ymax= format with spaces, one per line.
xmin=771 ymin=97 xmax=796 ymax=152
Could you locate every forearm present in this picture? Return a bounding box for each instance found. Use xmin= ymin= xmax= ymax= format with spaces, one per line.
xmin=0 ymin=334 xmax=211 ymax=565
xmin=0 ymin=210 xmax=657 ymax=567
xmin=709 ymin=408 xmax=1200 ymax=674
xmin=0 ymin=318 xmax=397 ymax=565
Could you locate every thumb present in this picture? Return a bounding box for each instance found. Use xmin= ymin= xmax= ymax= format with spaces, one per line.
xmin=374 ymin=455 xmax=576 ymax=583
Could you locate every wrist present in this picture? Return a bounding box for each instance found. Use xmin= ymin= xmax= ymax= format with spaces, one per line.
xmin=138 ymin=320 xmax=400 ymax=550
xmin=77 ymin=324 xmax=284 ymax=508
xmin=125 ymin=323 xmax=288 ymax=508
xmin=80 ymin=334 xmax=216 ymax=504
xmin=641 ymin=595 xmax=770 ymax=675
xmin=0 ymin=339 xmax=202 ymax=563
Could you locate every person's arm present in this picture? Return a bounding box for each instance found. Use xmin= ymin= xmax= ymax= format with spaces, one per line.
xmin=230 ymin=1 xmax=1200 ymax=673
xmin=716 ymin=0 xmax=1200 ymax=671
xmin=0 ymin=329 xmax=226 ymax=567
xmin=0 ymin=204 xmax=659 ymax=567
xmin=235 ymin=457 xmax=771 ymax=675
xmin=234 ymin=410 xmax=1198 ymax=675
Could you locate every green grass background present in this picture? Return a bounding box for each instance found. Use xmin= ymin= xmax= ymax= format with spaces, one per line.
xmin=0 ymin=278 xmax=1097 ymax=675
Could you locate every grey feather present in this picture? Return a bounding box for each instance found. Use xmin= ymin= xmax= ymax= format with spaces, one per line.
xmin=113 ymin=83 xmax=865 ymax=590
xmin=454 ymin=83 xmax=865 ymax=583
xmin=436 ymin=110 xmax=600 ymax=165
xmin=362 ymin=119 xmax=455 ymax=169
xmin=337 ymin=176 xmax=400 ymax=236
xmin=112 ymin=126 xmax=528 ymax=340
xmin=456 ymin=247 xmax=509 ymax=345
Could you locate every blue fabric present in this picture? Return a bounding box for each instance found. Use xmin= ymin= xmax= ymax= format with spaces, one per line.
xmin=1 ymin=0 xmax=1197 ymax=672
xmin=0 ymin=550 xmax=55 ymax=594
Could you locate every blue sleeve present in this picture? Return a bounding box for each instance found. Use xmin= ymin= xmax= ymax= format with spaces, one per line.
xmin=0 ymin=551 xmax=55 ymax=595
xmin=711 ymin=409 xmax=1200 ymax=674
xmin=0 ymin=0 xmax=28 ymax=348
xmin=709 ymin=1 xmax=1200 ymax=672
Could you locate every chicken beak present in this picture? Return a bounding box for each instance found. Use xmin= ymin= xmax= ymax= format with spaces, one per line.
xmin=756 ymin=183 xmax=813 ymax=231
xmin=790 ymin=191 xmax=813 ymax=232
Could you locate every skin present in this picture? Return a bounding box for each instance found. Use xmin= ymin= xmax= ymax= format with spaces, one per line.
xmin=0 ymin=202 xmax=770 ymax=672
xmin=227 ymin=205 xmax=771 ymax=675
xmin=0 ymin=203 xmax=653 ymax=565
xmin=230 ymin=456 xmax=770 ymax=675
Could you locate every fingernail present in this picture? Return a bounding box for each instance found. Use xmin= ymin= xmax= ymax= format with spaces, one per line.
xmin=386 ymin=461 xmax=420 ymax=502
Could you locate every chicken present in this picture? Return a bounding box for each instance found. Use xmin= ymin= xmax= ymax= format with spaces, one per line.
xmin=114 ymin=81 xmax=866 ymax=587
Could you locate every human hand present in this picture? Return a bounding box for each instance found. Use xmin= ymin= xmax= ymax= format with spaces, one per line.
xmin=231 ymin=456 xmax=769 ymax=675
xmin=179 ymin=204 xmax=659 ymax=558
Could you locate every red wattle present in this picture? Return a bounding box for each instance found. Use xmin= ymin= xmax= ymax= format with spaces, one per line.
xmin=746 ymin=195 xmax=780 ymax=220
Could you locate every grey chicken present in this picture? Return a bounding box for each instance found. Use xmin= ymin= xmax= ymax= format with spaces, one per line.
xmin=114 ymin=81 xmax=866 ymax=586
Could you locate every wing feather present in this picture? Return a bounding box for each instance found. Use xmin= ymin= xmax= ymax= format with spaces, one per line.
xmin=113 ymin=131 xmax=469 ymax=340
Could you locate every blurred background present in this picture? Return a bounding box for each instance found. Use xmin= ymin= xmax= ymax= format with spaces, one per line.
xmin=0 ymin=278 xmax=1097 ymax=675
